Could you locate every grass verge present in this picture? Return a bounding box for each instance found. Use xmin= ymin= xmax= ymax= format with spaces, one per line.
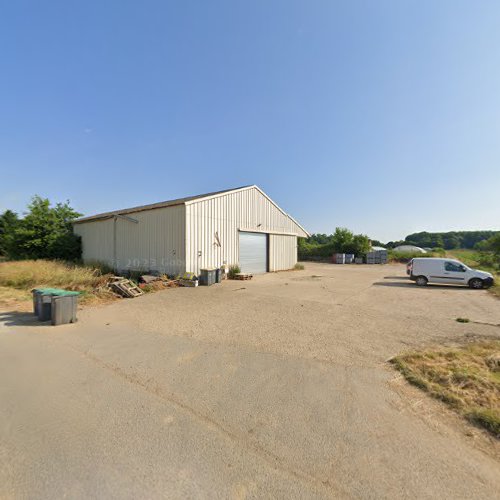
xmin=0 ymin=260 xmax=115 ymax=310
xmin=447 ymin=249 xmax=500 ymax=298
xmin=390 ymin=340 xmax=500 ymax=437
xmin=388 ymin=249 xmax=445 ymax=263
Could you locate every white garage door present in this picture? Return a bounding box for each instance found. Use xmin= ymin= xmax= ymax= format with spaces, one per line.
xmin=239 ymin=231 xmax=268 ymax=274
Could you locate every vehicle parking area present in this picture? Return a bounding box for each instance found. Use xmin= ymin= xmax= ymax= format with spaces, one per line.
xmin=1 ymin=263 xmax=500 ymax=499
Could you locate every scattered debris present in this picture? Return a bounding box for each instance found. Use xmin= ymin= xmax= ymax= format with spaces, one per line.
xmin=179 ymin=279 xmax=198 ymax=287
xmin=179 ymin=272 xmax=199 ymax=287
xmin=139 ymin=274 xmax=161 ymax=284
xmin=233 ymin=273 xmax=253 ymax=280
xmin=109 ymin=277 xmax=143 ymax=298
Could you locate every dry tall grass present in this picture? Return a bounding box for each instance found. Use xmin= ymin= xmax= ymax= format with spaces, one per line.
xmin=0 ymin=260 xmax=114 ymax=309
xmin=391 ymin=340 xmax=500 ymax=437
xmin=0 ymin=260 xmax=109 ymax=290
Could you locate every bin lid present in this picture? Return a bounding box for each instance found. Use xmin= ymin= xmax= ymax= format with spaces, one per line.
xmin=33 ymin=288 xmax=80 ymax=296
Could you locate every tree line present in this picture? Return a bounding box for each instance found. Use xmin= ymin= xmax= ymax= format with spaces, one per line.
xmin=299 ymin=228 xmax=371 ymax=260
xmin=300 ymin=229 xmax=500 ymax=263
xmin=306 ymin=230 xmax=499 ymax=251
xmin=0 ymin=196 xmax=81 ymax=261
xmin=390 ymin=231 xmax=499 ymax=250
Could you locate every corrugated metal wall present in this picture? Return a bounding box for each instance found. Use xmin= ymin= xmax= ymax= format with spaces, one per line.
xmin=74 ymin=187 xmax=306 ymax=276
xmin=73 ymin=218 xmax=114 ymax=266
xmin=185 ymin=187 xmax=303 ymax=274
xmin=74 ymin=205 xmax=186 ymax=275
xmin=269 ymin=234 xmax=297 ymax=272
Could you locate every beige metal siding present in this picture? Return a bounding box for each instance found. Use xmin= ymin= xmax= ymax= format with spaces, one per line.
xmin=74 ymin=205 xmax=186 ymax=275
xmin=269 ymin=234 xmax=297 ymax=271
xmin=73 ymin=219 xmax=114 ymax=266
xmin=185 ymin=187 xmax=302 ymax=274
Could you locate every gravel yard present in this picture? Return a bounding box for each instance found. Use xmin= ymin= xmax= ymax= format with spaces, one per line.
xmin=1 ymin=263 xmax=499 ymax=499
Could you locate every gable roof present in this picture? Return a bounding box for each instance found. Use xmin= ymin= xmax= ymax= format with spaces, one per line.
xmin=73 ymin=185 xmax=309 ymax=236
xmin=73 ymin=185 xmax=251 ymax=224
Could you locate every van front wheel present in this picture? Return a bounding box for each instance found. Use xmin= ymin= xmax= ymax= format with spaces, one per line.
xmin=469 ymin=278 xmax=484 ymax=289
xmin=416 ymin=276 xmax=428 ymax=286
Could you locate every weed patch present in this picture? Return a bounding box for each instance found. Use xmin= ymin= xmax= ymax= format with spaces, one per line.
xmin=390 ymin=340 xmax=500 ymax=437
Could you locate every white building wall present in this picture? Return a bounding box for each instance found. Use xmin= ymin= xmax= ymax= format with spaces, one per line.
xmin=74 ymin=205 xmax=185 ymax=275
xmin=269 ymin=234 xmax=297 ymax=272
xmin=73 ymin=218 xmax=114 ymax=266
xmin=185 ymin=187 xmax=305 ymax=274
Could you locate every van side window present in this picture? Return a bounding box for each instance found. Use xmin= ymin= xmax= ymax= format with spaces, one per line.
xmin=445 ymin=261 xmax=465 ymax=272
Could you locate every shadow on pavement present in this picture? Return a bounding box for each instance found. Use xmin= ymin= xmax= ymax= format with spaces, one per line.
xmin=374 ymin=281 xmax=475 ymax=291
xmin=383 ymin=276 xmax=409 ymax=280
xmin=0 ymin=311 xmax=51 ymax=327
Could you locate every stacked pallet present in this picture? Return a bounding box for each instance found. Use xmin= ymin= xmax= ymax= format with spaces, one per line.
xmin=109 ymin=277 xmax=144 ymax=298
xmin=332 ymin=253 xmax=345 ymax=264
xmin=366 ymin=250 xmax=388 ymax=264
xmin=233 ymin=273 xmax=253 ymax=280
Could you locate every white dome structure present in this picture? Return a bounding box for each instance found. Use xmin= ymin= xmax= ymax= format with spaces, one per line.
xmin=393 ymin=245 xmax=427 ymax=253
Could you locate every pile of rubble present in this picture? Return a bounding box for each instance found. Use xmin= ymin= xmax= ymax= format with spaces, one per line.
xmin=107 ymin=274 xmax=184 ymax=298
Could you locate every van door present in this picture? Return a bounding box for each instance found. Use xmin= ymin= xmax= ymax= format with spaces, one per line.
xmin=435 ymin=261 xmax=468 ymax=285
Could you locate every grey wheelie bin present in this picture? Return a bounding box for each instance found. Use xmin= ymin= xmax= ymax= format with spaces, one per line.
xmin=33 ymin=288 xmax=61 ymax=321
xmin=199 ymin=268 xmax=216 ymax=286
xmin=215 ymin=268 xmax=222 ymax=283
xmin=51 ymin=292 xmax=79 ymax=325
xmin=32 ymin=288 xmax=79 ymax=324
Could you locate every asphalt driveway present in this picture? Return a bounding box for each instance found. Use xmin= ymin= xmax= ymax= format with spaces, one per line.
xmin=1 ymin=263 xmax=499 ymax=499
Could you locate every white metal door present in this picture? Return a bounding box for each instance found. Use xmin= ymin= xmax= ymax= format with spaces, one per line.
xmin=239 ymin=232 xmax=267 ymax=274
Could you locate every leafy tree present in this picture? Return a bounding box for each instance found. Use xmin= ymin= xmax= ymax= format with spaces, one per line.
xmin=443 ymin=234 xmax=460 ymax=250
xmin=349 ymin=234 xmax=371 ymax=255
xmin=330 ymin=227 xmax=354 ymax=253
xmin=0 ymin=209 xmax=19 ymax=256
xmin=428 ymin=234 xmax=444 ymax=249
xmin=308 ymin=233 xmax=332 ymax=245
xmin=477 ymin=233 xmax=500 ymax=256
xmin=299 ymin=228 xmax=371 ymax=260
xmin=4 ymin=196 xmax=82 ymax=261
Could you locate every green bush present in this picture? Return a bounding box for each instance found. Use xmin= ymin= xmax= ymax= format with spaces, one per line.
xmin=388 ymin=251 xmax=439 ymax=263
xmin=448 ymin=249 xmax=499 ymax=273
xmin=228 ymin=265 xmax=241 ymax=279
xmin=298 ymin=228 xmax=371 ymax=261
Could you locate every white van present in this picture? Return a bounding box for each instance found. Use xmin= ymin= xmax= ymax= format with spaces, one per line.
xmin=410 ymin=258 xmax=494 ymax=289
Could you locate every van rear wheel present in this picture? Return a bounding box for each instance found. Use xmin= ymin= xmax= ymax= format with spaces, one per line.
xmin=416 ymin=276 xmax=428 ymax=286
xmin=469 ymin=278 xmax=484 ymax=289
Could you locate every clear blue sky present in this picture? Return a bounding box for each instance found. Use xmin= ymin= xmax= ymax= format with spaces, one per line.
xmin=1 ymin=1 xmax=499 ymax=242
